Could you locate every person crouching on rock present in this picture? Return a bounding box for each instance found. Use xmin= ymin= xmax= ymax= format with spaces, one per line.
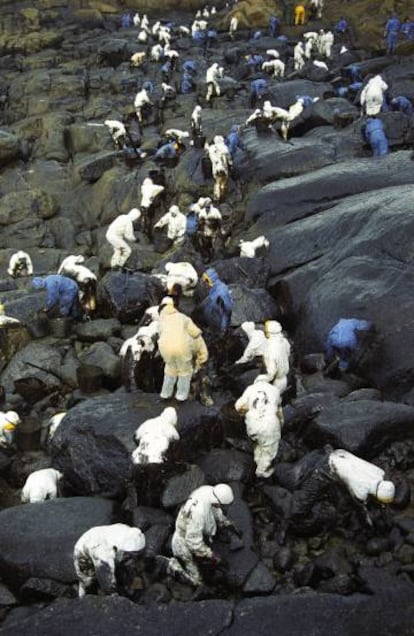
xmin=32 ymin=274 xmax=82 ymax=320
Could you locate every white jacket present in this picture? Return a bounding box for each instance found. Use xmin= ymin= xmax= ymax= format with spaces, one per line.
xmin=140 ymin=178 xmax=164 ymax=209
xmin=329 ymin=449 xmax=387 ymax=503
xmin=58 ymin=255 xmax=97 ymax=284
xmin=360 ymin=75 xmax=388 ymax=116
xmin=235 ymin=322 xmax=266 ymax=364
xmin=173 ymin=485 xmax=231 ymax=558
xmin=206 ymin=63 xmax=222 ymax=85
xmin=235 ymin=377 xmax=281 ymax=440
xmin=239 ymin=235 xmax=269 ymax=258
xmin=105 ymin=209 xmax=140 ymax=245
xmin=134 ymin=88 xmax=151 ymax=109
xmin=104 ymin=119 xmax=126 ymax=140
xmin=120 ymin=321 xmax=159 ymax=360
xmin=8 ymin=250 xmax=33 ymax=277
xmin=132 ymin=407 xmax=180 ymax=464
xmin=262 ymin=329 xmax=291 ymax=382
xmin=74 ymin=524 xmax=145 ymax=595
xmin=164 ymin=261 xmax=198 ymax=294
xmin=154 ymin=208 xmax=187 ymax=242
xmin=21 ymin=467 xmax=63 ymax=503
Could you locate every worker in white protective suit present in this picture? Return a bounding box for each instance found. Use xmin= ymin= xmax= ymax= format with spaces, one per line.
xmin=104 ymin=119 xmax=127 ymax=148
xmin=164 ymin=129 xmax=190 ymax=144
xmin=153 ymin=205 xmax=187 ymax=246
xmin=156 ymin=262 xmax=199 ymax=297
xmin=7 ymin=250 xmax=33 ymax=278
xmin=229 ymin=15 xmax=238 ymax=39
xmin=158 ymin=297 xmax=209 ymax=401
xmin=239 ymin=235 xmax=269 ymax=258
xmin=130 ymin=51 xmax=146 ymax=67
xmin=0 ymin=304 xmax=19 ymax=327
xmin=160 ymin=483 xmax=235 ymax=586
xmin=132 ymin=406 xmax=179 ymax=465
xmin=0 ymin=410 xmax=20 ymax=448
xmin=105 ymin=208 xmax=141 ymax=269
xmin=294 ymin=42 xmax=305 ymax=71
xmin=262 ymin=98 xmax=305 ymax=141
xmin=360 ymin=75 xmax=388 ymax=116
xmin=235 ymin=375 xmax=282 ymax=478
xmin=235 ymin=321 xmax=266 ymax=365
xmin=73 ymin=523 xmax=145 ymax=597
xmin=207 ymin=136 xmax=232 ymax=202
xmin=262 ymin=59 xmax=285 ymax=79
xmin=134 ymin=88 xmax=153 ymax=127
xmin=205 ymin=63 xmax=223 ymax=102
xmin=197 ymin=198 xmax=223 ymax=262
xmin=303 ymin=31 xmax=318 ymax=58
xmin=151 ymin=43 xmax=164 ymax=61
xmin=21 ymin=467 xmax=63 ymax=503
xmin=140 ymin=177 xmax=165 ymax=236
xmin=120 ymin=307 xmax=160 ymax=392
xmin=321 ymin=30 xmax=334 ymax=58
xmin=191 ymin=105 xmax=203 ymax=138
xmin=58 ymin=255 xmax=97 ymax=315
xmin=261 ymin=320 xmax=291 ymax=420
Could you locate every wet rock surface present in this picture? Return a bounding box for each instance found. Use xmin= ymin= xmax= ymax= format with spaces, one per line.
xmin=0 ymin=0 xmax=414 ymax=633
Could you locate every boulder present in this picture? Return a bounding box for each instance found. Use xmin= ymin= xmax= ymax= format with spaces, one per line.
xmin=229 ymin=284 xmax=280 ymax=326
xmin=97 ymin=271 xmax=165 ymax=324
xmin=0 ymin=129 xmax=21 ymax=166
xmin=304 ymin=399 xmax=414 ymax=456
xmin=196 ymin=449 xmax=254 ymax=484
xmin=0 ymin=497 xmax=114 ymax=588
xmin=0 ymin=596 xmax=234 ymax=636
xmin=50 ymin=392 xmax=222 ymax=497
xmin=0 ymin=341 xmax=65 ymax=394
xmin=74 ymin=318 xmax=122 ymax=342
xmin=161 ymin=465 xmax=206 ymax=508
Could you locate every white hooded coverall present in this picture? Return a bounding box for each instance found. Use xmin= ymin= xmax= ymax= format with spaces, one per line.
xmin=105 ymin=208 xmax=141 ymax=268
xmin=235 ymin=322 xmax=267 ymax=364
xmin=235 ymin=377 xmax=282 ymax=478
xmin=360 ymin=75 xmax=388 ymax=116
xmin=167 ymin=485 xmax=233 ymax=586
xmin=262 ymin=321 xmax=291 ymax=396
xmin=132 ymin=407 xmax=180 ymax=464
xmin=73 ymin=523 xmax=145 ymax=597
xmin=7 ymin=251 xmax=33 ymax=277
xmin=0 ymin=411 xmax=20 ymax=447
xmin=153 ymin=207 xmax=187 ymax=243
xmin=21 ymin=468 xmax=63 ymax=503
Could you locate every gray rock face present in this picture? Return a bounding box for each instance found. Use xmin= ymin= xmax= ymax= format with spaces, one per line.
xmin=50 ymin=392 xmax=222 ymax=497
xmin=305 ymin=399 xmax=414 ymax=456
xmin=0 ymin=596 xmax=234 ymax=636
xmin=97 ymin=271 xmax=165 ymax=323
xmin=0 ymin=497 xmax=114 ymax=587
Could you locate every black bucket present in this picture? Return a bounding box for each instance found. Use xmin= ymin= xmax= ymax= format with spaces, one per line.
xmin=49 ymin=317 xmax=72 ymax=338
xmin=193 ymin=135 xmax=206 ymax=149
xmin=77 ymin=364 xmax=103 ymax=394
xmin=29 ymin=314 xmax=50 ymax=339
xmin=15 ymin=418 xmax=42 ymax=452
xmin=14 ymin=377 xmax=49 ymax=404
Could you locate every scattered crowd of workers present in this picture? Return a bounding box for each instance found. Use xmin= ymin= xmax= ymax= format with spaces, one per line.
xmin=0 ymin=0 xmax=410 ymax=598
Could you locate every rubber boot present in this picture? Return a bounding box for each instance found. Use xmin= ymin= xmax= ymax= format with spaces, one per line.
xmin=176 ymin=375 xmax=191 ymax=401
xmin=160 ymin=375 xmax=176 ymax=399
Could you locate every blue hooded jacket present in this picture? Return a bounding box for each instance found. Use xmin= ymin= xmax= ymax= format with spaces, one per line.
xmin=32 ymin=275 xmax=79 ymax=317
xmin=325 ymin=318 xmax=372 ymax=369
xmin=203 ymin=268 xmax=233 ymax=332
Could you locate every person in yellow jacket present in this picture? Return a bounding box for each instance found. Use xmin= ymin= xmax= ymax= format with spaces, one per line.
xmin=158 ymin=297 xmax=209 ymax=401
xmin=294 ymin=3 xmax=306 ymax=25
xmin=0 ymin=410 xmax=20 ymax=448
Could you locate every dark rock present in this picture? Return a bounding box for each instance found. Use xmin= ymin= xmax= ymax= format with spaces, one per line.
xmin=305 ymin=399 xmax=414 ymax=456
xmin=97 ymin=271 xmax=165 ymax=324
xmin=131 ymin=506 xmax=173 ymax=531
xmin=301 ymin=373 xmax=351 ymax=397
xmin=273 ymin=547 xmax=294 ymax=573
xmin=143 ymin=524 xmax=170 ymax=560
xmin=161 ymin=465 xmax=206 ymax=508
xmin=343 ymin=388 xmax=382 ymax=401
xmin=79 ymin=342 xmax=121 ymax=388
xmin=243 ymin=560 xmax=276 ymax=595
xmin=75 ymin=151 xmax=120 ymax=183
xmin=50 ymin=392 xmax=220 ymax=498
xmin=19 ymin=577 xmax=70 ymax=602
xmin=0 ymin=341 xmax=64 ymax=394
xmin=0 ymin=596 xmax=234 ymax=636
xmin=0 ymin=582 xmax=17 ymax=607
xmin=213 ymin=257 xmax=270 ymax=288
xmin=229 ymin=284 xmax=280 ymax=326
xmin=196 ymin=449 xmax=254 ymax=484
xmin=365 ymin=537 xmax=391 ymax=556
xmin=0 ymin=497 xmax=114 ymax=588
xmin=74 ymin=318 xmax=122 ymax=342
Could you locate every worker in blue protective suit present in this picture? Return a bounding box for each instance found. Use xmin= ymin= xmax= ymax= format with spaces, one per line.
xmin=347 ymin=64 xmax=362 ymax=83
xmin=161 ymin=60 xmax=172 ymax=83
xmin=269 ymin=15 xmax=280 ymax=37
xmin=32 ymin=275 xmax=81 ymax=319
xmin=121 ymin=12 xmax=132 ymax=28
xmin=142 ymin=80 xmax=154 ymax=95
xmin=182 ymin=60 xmax=197 ymax=74
xmin=155 ymin=140 xmax=178 ymax=162
xmin=206 ymin=28 xmax=218 ymax=49
xmin=225 ymin=125 xmax=245 ymax=158
xmin=180 ymin=71 xmax=195 ymax=94
xmin=384 ymin=13 xmax=400 ymax=54
xmin=186 ymin=209 xmax=199 ymax=239
xmin=246 ymin=53 xmax=264 ymax=72
xmin=400 ymin=18 xmax=414 ymax=40
xmin=336 ymin=82 xmax=362 ymax=99
xmin=250 ymin=78 xmax=268 ymax=107
xmin=390 ymin=95 xmax=413 ymax=116
xmin=362 ymin=117 xmax=389 ymax=157
xmin=193 ymin=28 xmax=206 ymax=46
xmin=334 ymin=16 xmax=348 ymax=34
xmin=200 ymin=268 xmax=233 ymax=333
xmin=325 ymin=318 xmax=374 ymax=371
